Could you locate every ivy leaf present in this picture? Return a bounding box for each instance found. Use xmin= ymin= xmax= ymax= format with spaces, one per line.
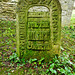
xmin=17 ymin=63 xmax=20 ymax=67
xmin=49 ymin=63 xmax=55 ymax=69
xmin=9 ymin=56 xmax=14 ymax=60
xmin=50 ymin=68 xmax=57 ymax=74
xmin=29 ymin=58 xmax=37 ymax=63
xmin=68 ymin=73 xmax=74 ymax=75
xmin=38 ymin=57 xmax=44 ymax=65
xmin=40 ymin=57 xmax=44 ymax=62
xmin=58 ymin=68 xmax=66 ymax=74
xmin=46 ymin=69 xmax=50 ymax=73
xmin=34 ymin=62 xmax=37 ymax=65
xmin=32 ymin=58 xmax=37 ymax=62
xmin=8 ymin=73 xmax=11 ymax=75
xmin=60 ymin=46 xmax=64 ymax=51
xmin=21 ymin=58 xmax=25 ymax=63
xmin=38 ymin=61 xmax=41 ymax=65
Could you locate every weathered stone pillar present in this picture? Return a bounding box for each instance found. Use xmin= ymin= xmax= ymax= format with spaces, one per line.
xmin=59 ymin=0 xmax=74 ymax=26
xmin=16 ymin=0 xmax=61 ymax=62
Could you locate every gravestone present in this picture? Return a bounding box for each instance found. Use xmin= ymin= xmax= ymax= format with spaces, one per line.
xmin=16 ymin=0 xmax=61 ymax=62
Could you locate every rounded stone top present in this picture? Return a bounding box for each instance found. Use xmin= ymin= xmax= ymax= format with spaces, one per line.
xmin=28 ymin=6 xmax=49 ymax=12
xmin=18 ymin=0 xmax=50 ymax=5
xmin=26 ymin=0 xmax=40 ymax=4
xmin=18 ymin=0 xmax=61 ymax=11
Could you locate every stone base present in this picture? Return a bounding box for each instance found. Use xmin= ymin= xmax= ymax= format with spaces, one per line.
xmin=21 ymin=45 xmax=60 ymax=62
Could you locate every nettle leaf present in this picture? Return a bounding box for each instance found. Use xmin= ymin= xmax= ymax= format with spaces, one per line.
xmin=32 ymin=58 xmax=37 ymax=62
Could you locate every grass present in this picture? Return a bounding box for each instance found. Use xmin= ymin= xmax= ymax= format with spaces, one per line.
xmin=0 ymin=11 xmax=75 ymax=75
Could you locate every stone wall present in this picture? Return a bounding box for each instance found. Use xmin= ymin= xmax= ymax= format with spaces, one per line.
xmin=74 ymin=2 xmax=75 ymax=9
xmin=0 ymin=2 xmax=17 ymax=21
xmin=0 ymin=0 xmax=75 ymax=26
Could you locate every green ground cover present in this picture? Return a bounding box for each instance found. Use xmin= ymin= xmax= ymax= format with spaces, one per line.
xmin=0 ymin=11 xmax=75 ymax=75
xmin=70 ymin=10 xmax=75 ymax=26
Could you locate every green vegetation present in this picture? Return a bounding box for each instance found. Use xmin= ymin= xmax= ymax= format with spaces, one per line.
xmin=0 ymin=50 xmax=75 ymax=75
xmin=0 ymin=21 xmax=16 ymax=52
xmin=0 ymin=11 xmax=75 ymax=75
xmin=70 ymin=10 xmax=75 ymax=26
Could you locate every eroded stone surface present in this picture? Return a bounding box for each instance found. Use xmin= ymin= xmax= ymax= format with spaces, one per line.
xmin=16 ymin=0 xmax=61 ymax=61
xmin=0 ymin=0 xmax=75 ymax=26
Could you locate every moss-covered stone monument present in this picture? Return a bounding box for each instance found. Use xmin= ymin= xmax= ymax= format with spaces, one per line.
xmin=16 ymin=0 xmax=61 ymax=62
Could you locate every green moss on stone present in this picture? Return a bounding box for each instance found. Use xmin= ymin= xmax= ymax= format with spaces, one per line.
xmin=16 ymin=0 xmax=61 ymax=62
